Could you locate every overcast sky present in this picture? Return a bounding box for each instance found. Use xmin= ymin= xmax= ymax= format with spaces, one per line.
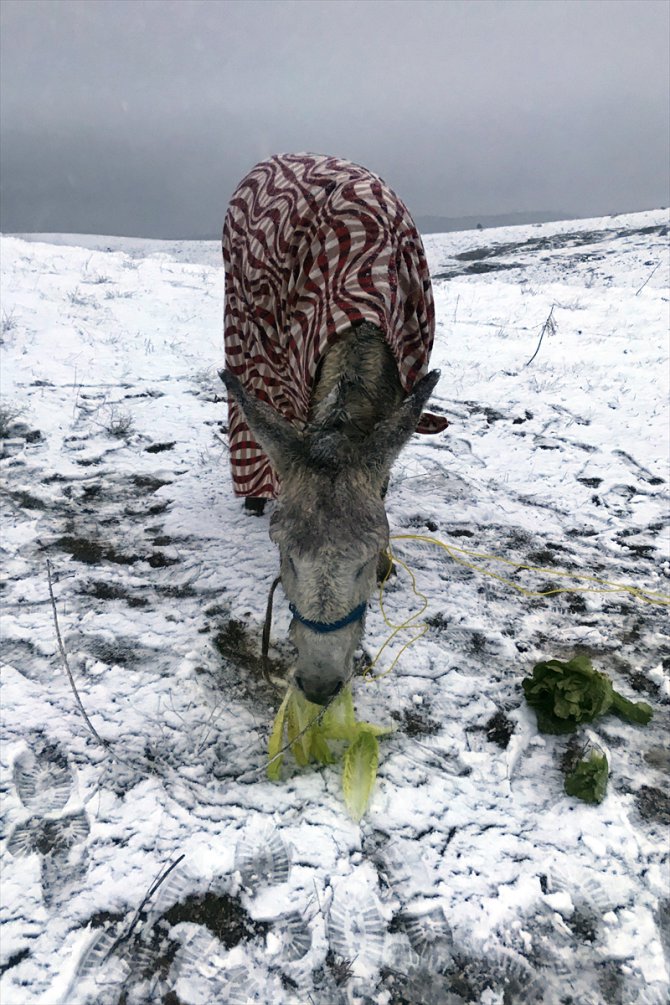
xmin=1 ymin=0 xmax=668 ymax=238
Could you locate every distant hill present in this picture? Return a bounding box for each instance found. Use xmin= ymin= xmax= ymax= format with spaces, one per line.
xmin=414 ymin=211 xmax=569 ymax=234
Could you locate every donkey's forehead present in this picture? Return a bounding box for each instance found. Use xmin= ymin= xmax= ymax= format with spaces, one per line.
xmin=271 ymin=477 xmax=388 ymax=552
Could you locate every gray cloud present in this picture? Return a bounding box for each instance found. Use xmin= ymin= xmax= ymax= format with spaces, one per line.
xmin=1 ymin=0 xmax=668 ymax=237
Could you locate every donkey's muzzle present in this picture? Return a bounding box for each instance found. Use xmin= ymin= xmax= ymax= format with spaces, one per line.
xmin=295 ymin=675 xmax=343 ymax=707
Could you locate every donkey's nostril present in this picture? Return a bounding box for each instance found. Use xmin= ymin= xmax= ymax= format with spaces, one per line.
xmin=294 ymin=675 xmax=306 ymax=695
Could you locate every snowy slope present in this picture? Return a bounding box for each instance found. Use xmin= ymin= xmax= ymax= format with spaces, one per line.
xmin=1 ymin=210 xmax=668 ymax=1005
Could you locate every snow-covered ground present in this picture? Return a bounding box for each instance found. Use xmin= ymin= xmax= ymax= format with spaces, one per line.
xmin=1 ymin=209 xmax=668 ymax=1005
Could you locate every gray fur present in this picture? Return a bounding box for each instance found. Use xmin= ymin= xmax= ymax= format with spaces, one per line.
xmin=221 ymin=323 xmax=440 ymax=705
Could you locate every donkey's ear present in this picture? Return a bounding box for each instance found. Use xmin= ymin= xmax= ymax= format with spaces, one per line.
xmin=219 ymin=370 xmax=304 ymax=477
xmin=361 ymin=369 xmax=441 ymax=478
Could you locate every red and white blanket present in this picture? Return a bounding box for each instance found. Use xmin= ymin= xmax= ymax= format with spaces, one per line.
xmin=223 ymin=152 xmax=447 ymax=499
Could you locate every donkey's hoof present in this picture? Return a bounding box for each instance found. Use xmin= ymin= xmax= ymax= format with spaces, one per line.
xmin=244 ymin=497 xmax=267 ymax=516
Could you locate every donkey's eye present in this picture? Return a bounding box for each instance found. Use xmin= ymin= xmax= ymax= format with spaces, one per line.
xmin=287 ymin=555 xmax=297 ymax=576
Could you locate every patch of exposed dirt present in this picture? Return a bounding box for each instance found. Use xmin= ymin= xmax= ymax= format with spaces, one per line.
xmin=53 ymin=536 xmax=140 ymax=565
xmin=391 ymin=705 xmax=442 ymax=737
xmin=434 ymin=261 xmax=526 ymax=280
xmin=635 ymin=785 xmax=670 ymax=826
xmin=484 ymin=710 xmax=515 ymax=748
xmin=145 ymin=441 xmax=176 ymax=454
xmin=5 ymin=489 xmax=49 ymax=510
xmin=82 ymin=581 xmax=150 ymax=608
xmin=162 ymin=891 xmax=269 ymax=948
xmin=131 ymin=474 xmax=173 ymax=493
xmin=0 ymin=948 xmax=31 ymax=977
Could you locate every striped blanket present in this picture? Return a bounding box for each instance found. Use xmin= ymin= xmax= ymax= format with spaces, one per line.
xmin=223 ymin=153 xmax=447 ymax=499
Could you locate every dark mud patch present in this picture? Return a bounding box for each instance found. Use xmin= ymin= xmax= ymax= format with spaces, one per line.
xmin=434 ymin=261 xmax=526 ymax=280
xmin=204 ymin=604 xmax=229 ymax=618
xmin=644 ymin=747 xmax=670 ymax=774
xmin=82 ymin=483 xmax=104 ymax=499
xmin=635 ymin=785 xmax=670 ymax=826
xmin=602 ymin=649 xmax=665 ymax=695
xmin=87 ymin=909 xmax=127 ymax=929
xmin=391 ymin=705 xmax=442 ymax=737
xmin=560 ymin=736 xmax=589 ymax=777
xmin=5 ymin=489 xmax=48 ymax=510
xmin=620 ymin=667 xmax=661 ymax=698
xmin=0 ymin=636 xmax=39 ymax=661
xmin=565 ymin=593 xmax=589 ymax=615
xmin=212 ymin=619 xmax=262 ymax=676
xmin=131 ymin=474 xmax=173 ymax=493
xmin=146 ymin=501 xmax=171 ymax=516
xmin=145 ymin=441 xmax=176 ymax=454
xmin=81 ymin=635 xmax=146 ymax=668
xmin=42 ymin=473 xmax=73 ymax=484
xmin=449 ymin=224 xmax=669 ymax=266
xmin=156 ymin=582 xmax=198 ymax=599
xmin=83 ymin=580 xmax=150 ymax=608
xmin=468 ymin=630 xmax=491 ymax=654
xmin=162 ymin=891 xmax=269 ymax=948
xmin=123 ymin=389 xmax=165 ymax=400
xmin=147 ymin=551 xmax=180 ymax=568
xmin=53 ymin=536 xmax=140 ymax=565
xmin=596 ymin=961 xmax=625 ymax=1005
xmin=526 ymin=549 xmax=562 ymax=567
xmin=212 ymin=617 xmax=289 ymax=692
xmin=0 ymin=948 xmax=31 ymax=977
xmin=462 ymin=401 xmax=507 ymax=424
xmin=567 ymin=907 xmax=599 ymax=943
xmin=484 ymin=710 xmax=515 ymax=748
xmin=404 ymin=514 xmax=440 ymax=532
xmin=619 ymin=541 xmax=657 ymax=560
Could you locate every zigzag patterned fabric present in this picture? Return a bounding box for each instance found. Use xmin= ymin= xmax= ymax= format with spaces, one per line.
xmin=223 ymin=152 xmax=447 ymax=499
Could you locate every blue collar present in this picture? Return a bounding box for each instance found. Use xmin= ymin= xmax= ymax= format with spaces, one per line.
xmin=289 ymin=600 xmax=367 ymax=634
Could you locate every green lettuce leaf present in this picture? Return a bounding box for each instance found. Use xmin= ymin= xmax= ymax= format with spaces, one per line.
xmin=267 ymin=684 xmax=390 ymax=818
xmin=342 ymin=730 xmax=379 ymax=822
xmin=321 ymin=687 xmax=357 ymax=740
xmin=564 ymin=750 xmax=609 ymax=804
xmin=310 ymin=730 xmax=336 ymax=765
xmin=522 ymin=655 xmax=653 ymax=732
xmin=286 ymin=689 xmax=321 ymax=766
xmin=356 ymin=721 xmax=395 ymax=737
xmin=267 ymin=689 xmax=291 ymax=781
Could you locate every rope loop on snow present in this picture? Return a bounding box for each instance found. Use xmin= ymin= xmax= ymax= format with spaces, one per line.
xmin=362 ymin=532 xmax=669 ymax=682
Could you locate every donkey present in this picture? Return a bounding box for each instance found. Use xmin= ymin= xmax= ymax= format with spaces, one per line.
xmin=220 ymin=154 xmax=446 ymax=705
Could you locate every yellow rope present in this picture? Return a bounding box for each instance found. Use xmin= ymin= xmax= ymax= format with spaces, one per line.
xmin=364 ymin=532 xmax=669 ymax=682
xmin=391 ymin=534 xmax=670 ymax=606
xmin=364 ymin=551 xmax=428 ymax=681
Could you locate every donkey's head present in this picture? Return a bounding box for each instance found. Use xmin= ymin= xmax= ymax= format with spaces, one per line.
xmin=220 ymin=369 xmax=440 ymax=705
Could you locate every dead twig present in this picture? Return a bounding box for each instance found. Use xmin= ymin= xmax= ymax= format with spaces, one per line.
xmin=524 ymin=305 xmax=557 ymax=368
xmin=47 ymin=559 xmax=112 ymax=752
xmin=105 ymin=853 xmax=186 ymax=960
xmin=635 ymin=262 xmax=661 ymax=296
xmin=47 ymin=564 xmax=135 ymax=770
